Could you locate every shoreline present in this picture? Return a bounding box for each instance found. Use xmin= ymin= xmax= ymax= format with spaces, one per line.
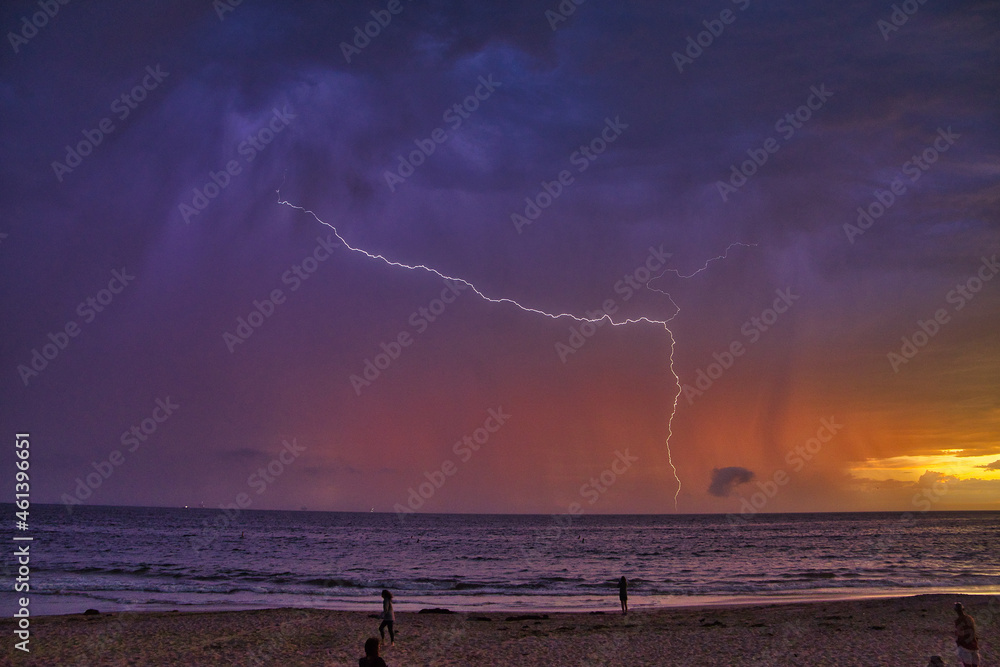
xmin=26 ymin=585 xmax=1000 ymax=618
xmin=4 ymin=593 xmax=995 ymax=666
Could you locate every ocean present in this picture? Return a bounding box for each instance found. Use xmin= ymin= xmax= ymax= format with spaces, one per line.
xmin=9 ymin=505 xmax=1000 ymax=616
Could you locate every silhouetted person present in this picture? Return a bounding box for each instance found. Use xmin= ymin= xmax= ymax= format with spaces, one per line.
xmin=379 ymin=589 xmax=395 ymax=645
xmin=618 ymin=576 xmax=628 ymax=615
xmin=360 ymin=637 xmax=388 ymax=667
xmin=954 ymin=602 xmax=980 ymax=667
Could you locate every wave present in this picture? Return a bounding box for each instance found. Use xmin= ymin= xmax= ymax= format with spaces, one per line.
xmin=23 ymin=504 xmax=1000 ymax=613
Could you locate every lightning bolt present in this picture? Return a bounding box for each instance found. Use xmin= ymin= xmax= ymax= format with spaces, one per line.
xmin=277 ymin=193 xmax=752 ymax=510
xmin=643 ymin=241 xmax=757 ymax=506
xmin=652 ymin=241 xmax=758 ymax=282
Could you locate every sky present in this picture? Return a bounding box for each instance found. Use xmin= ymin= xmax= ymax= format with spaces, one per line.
xmin=1 ymin=0 xmax=998 ymax=516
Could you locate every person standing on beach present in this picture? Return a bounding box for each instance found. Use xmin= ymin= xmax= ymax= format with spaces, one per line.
xmin=379 ymin=589 xmax=396 ymax=646
xmin=618 ymin=576 xmax=628 ymax=615
xmin=954 ymin=602 xmax=980 ymax=667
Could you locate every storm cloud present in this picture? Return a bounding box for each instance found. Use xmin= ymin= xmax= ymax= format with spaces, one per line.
xmin=1 ymin=0 xmax=997 ymax=514
xmin=708 ymin=467 xmax=756 ymax=497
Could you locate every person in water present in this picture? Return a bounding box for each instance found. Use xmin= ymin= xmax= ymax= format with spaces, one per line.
xmin=359 ymin=637 xmax=388 ymax=667
xmin=379 ymin=589 xmax=395 ymax=645
xmin=618 ymin=576 xmax=628 ymax=615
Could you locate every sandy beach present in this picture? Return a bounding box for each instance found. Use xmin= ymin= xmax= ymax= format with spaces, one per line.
xmin=2 ymin=594 xmax=994 ymax=666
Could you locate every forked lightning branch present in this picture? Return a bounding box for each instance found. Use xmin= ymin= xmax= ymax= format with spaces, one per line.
xmin=276 ymin=194 xmax=755 ymax=508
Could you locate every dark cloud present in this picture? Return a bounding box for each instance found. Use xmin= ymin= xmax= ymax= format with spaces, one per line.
xmin=979 ymin=460 xmax=1000 ymax=471
xmin=708 ymin=467 xmax=755 ymax=497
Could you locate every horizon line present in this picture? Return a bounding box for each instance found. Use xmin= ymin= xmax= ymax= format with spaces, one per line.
xmin=11 ymin=502 xmax=1000 ymax=516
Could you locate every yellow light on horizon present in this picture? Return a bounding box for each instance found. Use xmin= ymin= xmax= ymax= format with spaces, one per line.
xmin=849 ymin=452 xmax=1000 ymax=482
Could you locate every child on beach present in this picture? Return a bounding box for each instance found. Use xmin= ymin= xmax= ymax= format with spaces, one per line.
xmin=618 ymin=576 xmax=628 ymax=615
xmin=379 ymin=590 xmax=395 ymax=646
xmin=359 ymin=637 xmax=388 ymax=667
